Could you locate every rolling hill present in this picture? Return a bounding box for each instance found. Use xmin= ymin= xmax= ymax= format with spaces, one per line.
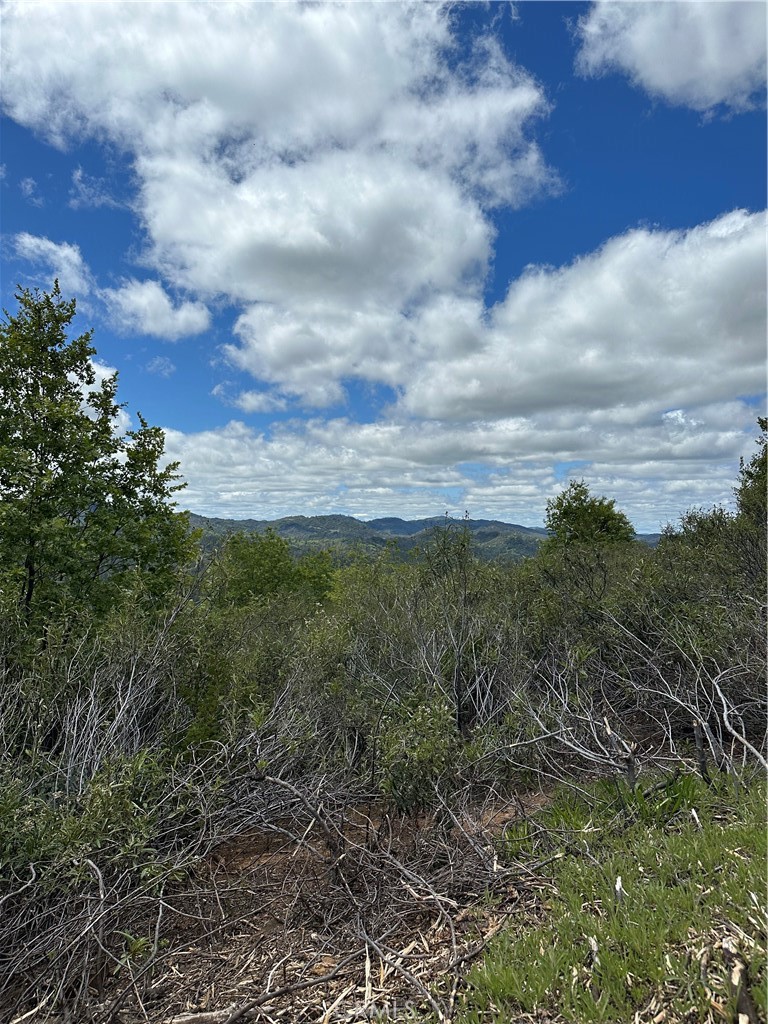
xmin=187 ymin=512 xmax=549 ymax=562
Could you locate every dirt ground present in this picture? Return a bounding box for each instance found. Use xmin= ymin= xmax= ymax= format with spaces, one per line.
xmin=82 ymin=796 xmax=552 ymax=1024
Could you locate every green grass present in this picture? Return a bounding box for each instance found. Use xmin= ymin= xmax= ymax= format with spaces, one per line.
xmin=457 ymin=773 xmax=767 ymax=1023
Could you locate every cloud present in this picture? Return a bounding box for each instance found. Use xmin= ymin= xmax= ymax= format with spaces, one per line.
xmin=69 ymin=167 xmax=121 ymax=210
xmin=103 ymin=279 xmax=210 ymax=341
xmin=576 ymin=1 xmax=767 ymax=113
xmin=400 ymin=210 xmax=766 ymax=421
xmin=12 ymin=235 xmax=209 ymax=342
xmin=163 ymin=399 xmax=760 ymax=532
xmin=223 ymin=209 xmax=765 ymax=421
xmin=1 ymin=1 xmax=552 ymax=400
xmin=146 ymin=355 xmax=176 ymax=378
xmin=211 ymin=382 xmax=288 ymax=414
xmin=167 ymin=209 xmax=765 ymax=531
xmin=19 ymin=176 xmax=43 ymax=206
xmin=0 ymin=3 xmax=547 ymax=193
xmin=230 ymin=391 xmax=289 ymax=415
xmin=140 ymin=148 xmax=494 ymax=310
xmin=227 ymin=300 xmax=417 ymax=407
xmin=14 ymin=232 xmax=93 ymax=296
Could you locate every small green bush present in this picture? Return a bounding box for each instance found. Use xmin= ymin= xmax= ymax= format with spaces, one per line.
xmin=379 ymin=700 xmax=461 ymax=814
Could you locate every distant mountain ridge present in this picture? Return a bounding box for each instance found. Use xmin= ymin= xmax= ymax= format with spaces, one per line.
xmin=187 ymin=512 xmax=659 ymax=562
xmin=187 ymin=512 xmax=548 ymax=561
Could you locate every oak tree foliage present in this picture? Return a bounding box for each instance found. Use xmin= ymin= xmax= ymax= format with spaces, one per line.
xmin=209 ymin=528 xmax=334 ymax=608
xmin=0 ymin=282 xmax=194 ymax=623
xmin=544 ymin=479 xmax=635 ymax=547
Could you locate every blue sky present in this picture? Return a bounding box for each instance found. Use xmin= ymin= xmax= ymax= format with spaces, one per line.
xmin=1 ymin=1 xmax=765 ymax=531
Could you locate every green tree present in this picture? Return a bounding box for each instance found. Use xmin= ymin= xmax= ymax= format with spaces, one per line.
xmin=735 ymin=417 xmax=767 ymax=527
xmin=209 ymin=528 xmax=335 ymax=608
xmin=733 ymin=417 xmax=767 ymax=590
xmin=210 ymin=528 xmax=298 ymax=608
xmin=543 ymin=480 xmax=635 ymax=547
xmin=0 ymin=282 xmax=194 ymax=624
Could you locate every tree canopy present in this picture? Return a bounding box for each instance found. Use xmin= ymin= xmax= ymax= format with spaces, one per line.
xmin=0 ymin=282 xmax=195 ymax=624
xmin=544 ymin=479 xmax=635 ymax=547
xmin=209 ymin=528 xmax=335 ymax=608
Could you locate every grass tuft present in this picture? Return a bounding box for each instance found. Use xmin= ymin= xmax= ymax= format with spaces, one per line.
xmin=458 ymin=773 xmax=767 ymax=1023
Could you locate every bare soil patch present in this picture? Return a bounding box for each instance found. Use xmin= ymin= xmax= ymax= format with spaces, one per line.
xmin=78 ymin=791 xmax=551 ymax=1024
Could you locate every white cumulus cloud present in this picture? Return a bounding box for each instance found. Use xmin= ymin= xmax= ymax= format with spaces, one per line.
xmin=576 ymin=1 xmax=767 ymax=113
xmin=400 ymin=210 xmax=766 ymax=422
xmin=103 ymin=279 xmax=210 ymax=341
xmin=13 ymin=232 xmax=93 ymax=296
xmin=1 ymin=1 xmax=552 ymax=401
xmin=164 ymin=208 xmax=765 ymax=530
xmin=211 ymin=383 xmax=289 ymax=415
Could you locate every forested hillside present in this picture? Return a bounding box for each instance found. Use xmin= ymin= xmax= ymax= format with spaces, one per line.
xmin=188 ymin=512 xmax=661 ymax=563
xmin=1 ymin=287 xmax=765 ymax=1023
xmin=189 ymin=512 xmax=548 ymax=562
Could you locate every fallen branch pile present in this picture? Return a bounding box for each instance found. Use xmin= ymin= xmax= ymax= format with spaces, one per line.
xmin=88 ymin=777 xmax=548 ymax=1024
